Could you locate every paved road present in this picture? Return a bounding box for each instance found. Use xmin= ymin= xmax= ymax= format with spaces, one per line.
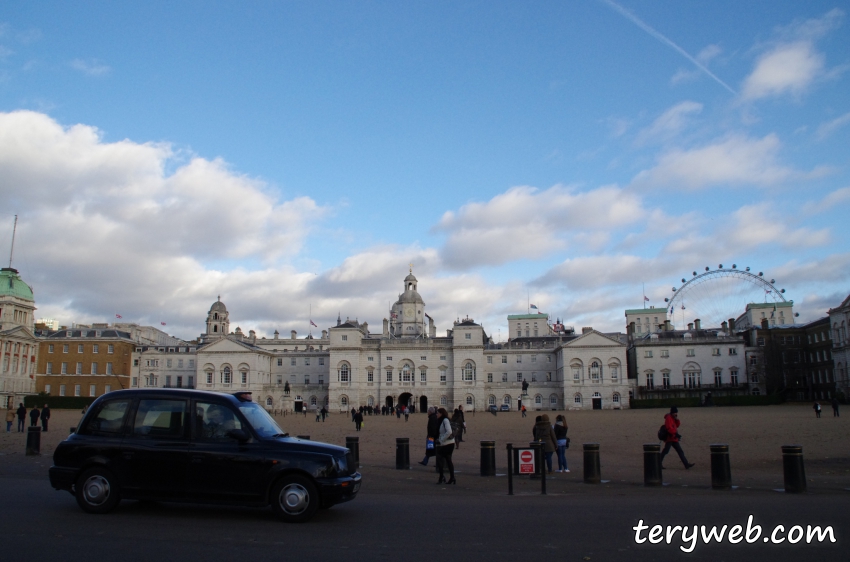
xmin=2 ymin=472 xmax=847 ymax=562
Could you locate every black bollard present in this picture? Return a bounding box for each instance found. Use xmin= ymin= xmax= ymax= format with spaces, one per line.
xmin=480 ymin=440 xmax=496 ymax=476
xmin=710 ymin=444 xmax=732 ymax=490
xmin=583 ymin=443 xmax=601 ymax=484
xmin=643 ymin=443 xmax=662 ymax=486
xmin=396 ymin=437 xmax=410 ymax=469
xmin=26 ymin=426 xmax=41 ymax=456
xmin=346 ymin=436 xmax=360 ymax=467
xmin=297 ymin=435 xmax=310 ymax=440
xmin=782 ymin=445 xmax=806 ymax=493
xmin=506 ymin=443 xmax=514 ymax=495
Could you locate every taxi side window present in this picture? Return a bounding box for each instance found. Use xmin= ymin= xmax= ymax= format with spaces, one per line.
xmin=133 ymin=399 xmax=187 ymax=439
xmin=82 ymin=399 xmax=130 ymax=437
xmin=194 ymin=402 xmax=243 ymax=442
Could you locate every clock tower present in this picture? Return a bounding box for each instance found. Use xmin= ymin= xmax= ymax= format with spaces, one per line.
xmin=389 ymin=267 xmax=426 ymax=338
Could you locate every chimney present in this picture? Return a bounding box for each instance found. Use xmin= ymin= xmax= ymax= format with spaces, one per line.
xmin=728 ymin=318 xmax=736 ymax=331
xmin=694 ymin=318 xmax=701 ymax=330
xmin=291 ymin=330 xmax=297 ymax=340
xmin=249 ymin=330 xmax=256 ymax=343
xmin=664 ymin=319 xmax=672 ymax=331
xmin=429 ymin=315 xmax=436 ymax=338
xmin=273 ymin=330 xmax=279 ymax=339
xmin=761 ymin=318 xmax=769 ymax=329
xmin=687 ymin=323 xmax=694 ymax=331
xmin=582 ymin=327 xmax=592 ymax=334
xmin=721 ymin=321 xmax=728 ymax=331
xmin=361 ymin=321 xmax=368 ymax=334
xmin=383 ymin=318 xmax=389 ymax=335
xmin=321 ymin=330 xmax=328 ymax=339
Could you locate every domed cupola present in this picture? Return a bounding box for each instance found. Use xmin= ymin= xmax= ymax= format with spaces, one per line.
xmin=389 ymin=266 xmax=426 ymax=337
xmin=0 ymin=267 xmax=36 ymax=329
xmin=205 ymin=295 xmax=230 ymax=338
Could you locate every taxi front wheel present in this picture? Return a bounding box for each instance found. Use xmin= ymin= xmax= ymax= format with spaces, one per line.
xmin=271 ymin=475 xmax=319 ymax=523
xmin=75 ymin=467 xmax=120 ymax=514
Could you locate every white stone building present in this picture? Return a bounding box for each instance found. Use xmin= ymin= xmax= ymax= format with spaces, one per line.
xmin=192 ymin=270 xmax=635 ymax=412
xmin=0 ymin=267 xmax=38 ymax=408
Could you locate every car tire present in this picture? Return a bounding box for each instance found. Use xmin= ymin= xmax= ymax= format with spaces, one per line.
xmin=75 ymin=467 xmax=120 ymax=514
xmin=271 ymin=475 xmax=319 ymax=523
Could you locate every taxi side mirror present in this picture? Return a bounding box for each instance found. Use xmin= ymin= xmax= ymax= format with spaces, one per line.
xmin=226 ymin=429 xmax=250 ymax=443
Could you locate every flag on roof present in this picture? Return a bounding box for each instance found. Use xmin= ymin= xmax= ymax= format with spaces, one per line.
xmin=681 ymin=305 xmax=686 ymax=310
xmin=644 ymin=296 xmax=650 ymax=302
xmin=161 ymin=322 xmax=167 ymax=326
xmin=115 ymin=314 xmax=122 ymax=319
xmin=530 ymin=304 xmax=538 ymax=309
xmin=310 ymin=320 xmax=318 ymax=327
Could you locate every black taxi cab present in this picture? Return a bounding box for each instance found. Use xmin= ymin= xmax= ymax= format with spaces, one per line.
xmin=49 ymin=388 xmax=361 ymax=522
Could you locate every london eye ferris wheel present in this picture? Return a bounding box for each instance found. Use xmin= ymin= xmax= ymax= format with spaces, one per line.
xmin=664 ymin=265 xmax=789 ymax=330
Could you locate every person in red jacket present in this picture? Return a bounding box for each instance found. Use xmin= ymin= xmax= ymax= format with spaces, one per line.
xmin=660 ymin=406 xmax=694 ymax=469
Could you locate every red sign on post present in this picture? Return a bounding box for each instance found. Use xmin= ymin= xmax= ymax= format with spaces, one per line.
xmin=519 ymin=449 xmax=535 ymax=474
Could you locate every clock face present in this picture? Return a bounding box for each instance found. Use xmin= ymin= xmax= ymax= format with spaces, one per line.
xmin=404 ymin=307 xmax=414 ymax=319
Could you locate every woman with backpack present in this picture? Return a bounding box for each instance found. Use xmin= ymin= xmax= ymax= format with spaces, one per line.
xmin=533 ymin=414 xmax=558 ymax=474
xmin=435 ymin=408 xmax=456 ymax=485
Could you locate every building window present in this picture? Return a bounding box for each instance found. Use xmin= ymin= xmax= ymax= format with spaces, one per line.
xmin=729 ymin=369 xmax=738 ymax=386
xmin=60 ymin=363 xmax=68 ymax=375
xmin=489 ymin=395 xmax=496 ymax=406
xmin=750 ymin=356 xmax=758 ymax=366
xmin=728 ymin=348 xmax=737 ymax=356
xmin=341 ymin=335 xmax=348 ymax=341
xmin=74 ymin=384 xmax=81 ymax=397
xmin=534 ymin=395 xmax=542 ymax=405
xmin=611 ymin=366 xmax=618 ymax=380
xmin=241 ymin=371 xmax=248 ymax=384
xmin=63 ymin=344 xmax=69 ymax=354
xmin=686 ymin=349 xmax=695 ymax=357
xmin=487 ymin=356 xmax=493 ymax=364
xmin=714 ymin=370 xmax=723 ymax=387
xmin=550 ymin=394 xmax=558 ymax=406
xmin=644 ymin=350 xmax=653 ymax=358
xmin=420 ymin=369 xmax=427 ymax=382
xmin=93 ymin=344 xmax=99 ymax=354
xmin=712 ymin=348 xmax=720 ymax=356
xmin=76 ymin=362 xmax=83 ymax=375
xmin=590 ymin=362 xmax=600 ymax=381
xmin=340 ymin=396 xmax=348 ymax=408
xmin=46 ymin=363 xmax=53 ymax=375
xmin=487 ymin=373 xmax=493 ymax=382
xmin=277 ymin=359 xmax=283 ymax=366
xmin=531 ymin=372 xmax=537 ymax=382
xmin=685 ymin=371 xmax=699 ymax=388
xmin=750 ymin=372 xmax=759 ymax=383
xmin=91 ymin=363 xmax=98 ymax=375
xmin=48 ymin=344 xmax=54 ymax=353
xmin=304 ymin=375 xmax=310 ymax=384
xmin=60 ymin=384 xmax=66 ymax=396
xmin=291 ymin=358 xmax=296 ymax=366
xmin=572 ymin=366 xmax=581 ymax=382
xmin=368 ymin=356 xmax=374 ymax=362
xmin=516 ymin=373 xmax=523 ymax=382
xmin=45 ymin=384 xmax=51 ymax=394
xmin=466 ymin=396 xmax=474 ymax=406
xmin=463 ymin=363 xmax=475 ymax=381
xmin=222 ymin=366 xmax=232 ymax=385
xmin=367 ymin=369 xmax=374 ymax=382
xmin=386 ymin=356 xmax=393 ymax=361
xmin=662 ymin=371 xmax=670 ymax=389
xmin=166 ymin=359 xmax=172 ymax=368
xmin=503 ymin=395 xmax=511 ymax=405
xmin=304 ymin=358 xmax=310 ymax=366
xmin=517 ymin=356 xmax=522 ymax=363
xmin=77 ymin=344 xmax=84 ymax=353
xmin=206 ymin=371 xmax=213 ymax=384
xmin=574 ymin=394 xmax=582 ymax=405
xmin=108 ymin=345 xmax=114 ymax=354
xmin=501 ymin=356 xmax=507 ymax=364
xmin=319 ymin=358 xmax=324 ymax=366
xmin=339 ymin=364 xmax=350 ymax=382
xmin=502 ymin=373 xmax=508 ymax=382
xmin=441 ymin=396 xmax=448 ymax=406
xmin=386 ymin=370 xmax=393 ymax=382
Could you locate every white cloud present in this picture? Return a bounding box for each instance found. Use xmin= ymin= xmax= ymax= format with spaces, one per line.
xmin=696 ymin=44 xmax=722 ymax=64
xmin=740 ymin=9 xmax=844 ymax=102
xmin=70 ymin=58 xmax=111 ymax=76
xmin=434 ymin=184 xmax=646 ymax=268
xmin=0 ymin=110 xmax=330 ymax=335
xmin=631 ymin=133 xmax=819 ymax=190
xmin=802 ymin=187 xmax=850 ymax=215
xmin=635 ymin=101 xmax=702 ymax=145
xmin=816 ymin=112 xmax=850 ymax=140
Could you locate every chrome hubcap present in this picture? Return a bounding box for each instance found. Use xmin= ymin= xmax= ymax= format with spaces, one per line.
xmin=82 ymin=475 xmax=111 ymax=506
xmin=279 ymin=483 xmax=309 ymax=514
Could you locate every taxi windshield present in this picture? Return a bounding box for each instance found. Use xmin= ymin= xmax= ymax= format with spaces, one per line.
xmin=237 ymin=402 xmax=286 ymax=438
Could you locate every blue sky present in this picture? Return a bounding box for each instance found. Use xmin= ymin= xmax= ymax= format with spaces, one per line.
xmin=0 ymin=1 xmax=848 ymax=341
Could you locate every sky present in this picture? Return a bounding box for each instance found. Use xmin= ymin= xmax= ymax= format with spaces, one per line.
xmin=0 ymin=1 xmax=848 ymax=342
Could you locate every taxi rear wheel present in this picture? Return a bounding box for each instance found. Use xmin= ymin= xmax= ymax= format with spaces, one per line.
xmin=75 ymin=467 xmax=120 ymax=514
xmin=271 ymin=475 xmax=319 ymax=523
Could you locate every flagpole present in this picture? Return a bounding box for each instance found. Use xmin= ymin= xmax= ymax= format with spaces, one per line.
xmin=642 ymin=283 xmax=645 ymax=309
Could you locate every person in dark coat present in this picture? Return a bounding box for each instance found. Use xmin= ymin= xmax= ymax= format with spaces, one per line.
xmin=533 ymin=414 xmax=558 ymax=474
xmin=660 ymin=406 xmax=694 ymax=469
xmin=554 ymin=414 xmax=569 ymax=472
xmin=831 ymin=397 xmax=840 ymax=417
xmin=451 ymin=406 xmax=465 ymax=449
xmin=40 ymin=404 xmax=51 ymax=432
xmin=813 ymin=402 xmax=822 ymax=418
xmin=419 ymin=407 xmax=441 ymax=466
xmin=16 ymin=403 xmax=26 ymax=432
xmin=29 ymin=405 xmax=40 ymax=427
xmin=354 ymin=410 xmax=363 ymax=431
xmin=320 ymin=406 xmax=328 ymax=421
xmin=435 ymin=408 xmax=456 ymax=484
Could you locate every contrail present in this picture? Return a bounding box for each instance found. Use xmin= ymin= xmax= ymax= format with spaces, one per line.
xmin=599 ymin=0 xmax=737 ymax=95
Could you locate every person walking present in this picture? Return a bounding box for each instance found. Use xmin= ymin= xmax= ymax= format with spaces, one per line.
xmin=660 ymin=406 xmax=694 ymax=469
xmin=16 ymin=403 xmax=26 ymax=432
xmin=315 ymin=408 xmax=322 ymax=422
xmin=533 ymin=414 xmax=557 ymax=474
xmin=29 ymin=404 xmax=40 ymax=428
xmin=5 ymin=407 xmax=14 ymax=432
xmin=554 ymin=414 xmax=569 ymax=473
xmin=404 ymin=406 xmax=409 ymax=422
xmin=321 ymin=406 xmax=328 ymax=421
xmin=521 ymin=405 xmax=527 ymax=418
xmin=435 ymin=408 xmax=456 ymax=484
xmin=354 ymin=410 xmax=364 ymax=432
xmin=813 ymin=401 xmax=822 ymax=418
xmin=451 ymin=406 xmax=465 ymax=449
xmin=832 ymin=397 xmax=840 ymax=417
xmin=418 ymin=407 xmax=441 ymax=467
xmin=40 ymin=404 xmax=50 ymax=432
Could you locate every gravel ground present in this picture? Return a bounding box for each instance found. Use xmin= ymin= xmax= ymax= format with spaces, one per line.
xmin=2 ymin=403 xmax=847 ymax=494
